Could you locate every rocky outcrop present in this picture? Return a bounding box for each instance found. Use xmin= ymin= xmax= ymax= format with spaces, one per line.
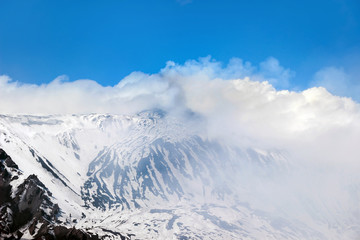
xmin=0 ymin=149 xmax=107 ymax=240
xmin=0 ymin=148 xmax=21 ymax=238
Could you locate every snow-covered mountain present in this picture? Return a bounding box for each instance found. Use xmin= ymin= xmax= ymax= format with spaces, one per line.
xmin=0 ymin=111 xmax=358 ymax=239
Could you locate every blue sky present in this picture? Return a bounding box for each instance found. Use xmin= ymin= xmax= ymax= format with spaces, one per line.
xmin=0 ymin=0 xmax=359 ymax=91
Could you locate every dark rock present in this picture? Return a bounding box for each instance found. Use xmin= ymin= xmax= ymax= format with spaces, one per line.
xmin=0 ymin=148 xmax=128 ymax=240
xmin=52 ymin=226 xmax=99 ymax=240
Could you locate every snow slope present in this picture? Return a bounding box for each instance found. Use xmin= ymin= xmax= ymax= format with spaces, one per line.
xmin=0 ymin=111 xmax=358 ymax=239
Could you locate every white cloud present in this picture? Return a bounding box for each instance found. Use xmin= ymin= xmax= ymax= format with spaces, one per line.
xmin=311 ymin=66 xmax=360 ymax=101
xmin=1 ymin=57 xmax=360 ymax=234
xmin=0 ymin=57 xmax=360 ymax=168
xmin=257 ymin=57 xmax=295 ymax=88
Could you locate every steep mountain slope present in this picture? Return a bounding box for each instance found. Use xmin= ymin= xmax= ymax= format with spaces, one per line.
xmin=0 ymin=111 xmax=358 ymax=239
xmin=0 ymin=148 xmax=110 ymax=240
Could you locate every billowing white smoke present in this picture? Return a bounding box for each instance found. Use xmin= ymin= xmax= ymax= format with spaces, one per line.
xmin=1 ymin=57 xmax=360 ymax=235
xmin=1 ymin=57 xmax=359 ymax=165
xmin=0 ymin=56 xmax=294 ymax=115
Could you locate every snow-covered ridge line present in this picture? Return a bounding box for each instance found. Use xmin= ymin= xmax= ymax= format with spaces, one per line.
xmin=0 ymin=111 xmax=358 ymax=239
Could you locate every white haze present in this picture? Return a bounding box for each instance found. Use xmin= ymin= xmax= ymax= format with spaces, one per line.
xmin=0 ymin=57 xmax=359 ymax=164
xmin=1 ymin=57 xmax=360 ymax=236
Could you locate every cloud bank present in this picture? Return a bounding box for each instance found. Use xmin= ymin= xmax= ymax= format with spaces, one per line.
xmin=1 ymin=56 xmax=360 ymax=167
xmin=1 ymin=57 xmax=360 ymax=236
xmin=0 ymin=57 xmax=360 ymax=149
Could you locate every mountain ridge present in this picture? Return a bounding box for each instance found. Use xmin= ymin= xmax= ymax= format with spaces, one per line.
xmin=0 ymin=111 xmax=357 ymax=239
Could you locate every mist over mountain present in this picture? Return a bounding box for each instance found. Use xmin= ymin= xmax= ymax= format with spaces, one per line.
xmin=1 ymin=0 xmax=360 ymax=237
xmin=0 ymin=60 xmax=360 ymax=239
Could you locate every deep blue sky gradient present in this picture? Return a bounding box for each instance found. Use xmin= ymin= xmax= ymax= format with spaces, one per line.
xmin=0 ymin=0 xmax=359 ymax=87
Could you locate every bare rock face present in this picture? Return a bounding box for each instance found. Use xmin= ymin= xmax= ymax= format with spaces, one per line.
xmin=32 ymin=226 xmax=100 ymax=240
xmin=0 ymin=149 xmax=21 ymax=239
xmin=0 ymin=149 xmax=104 ymax=240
